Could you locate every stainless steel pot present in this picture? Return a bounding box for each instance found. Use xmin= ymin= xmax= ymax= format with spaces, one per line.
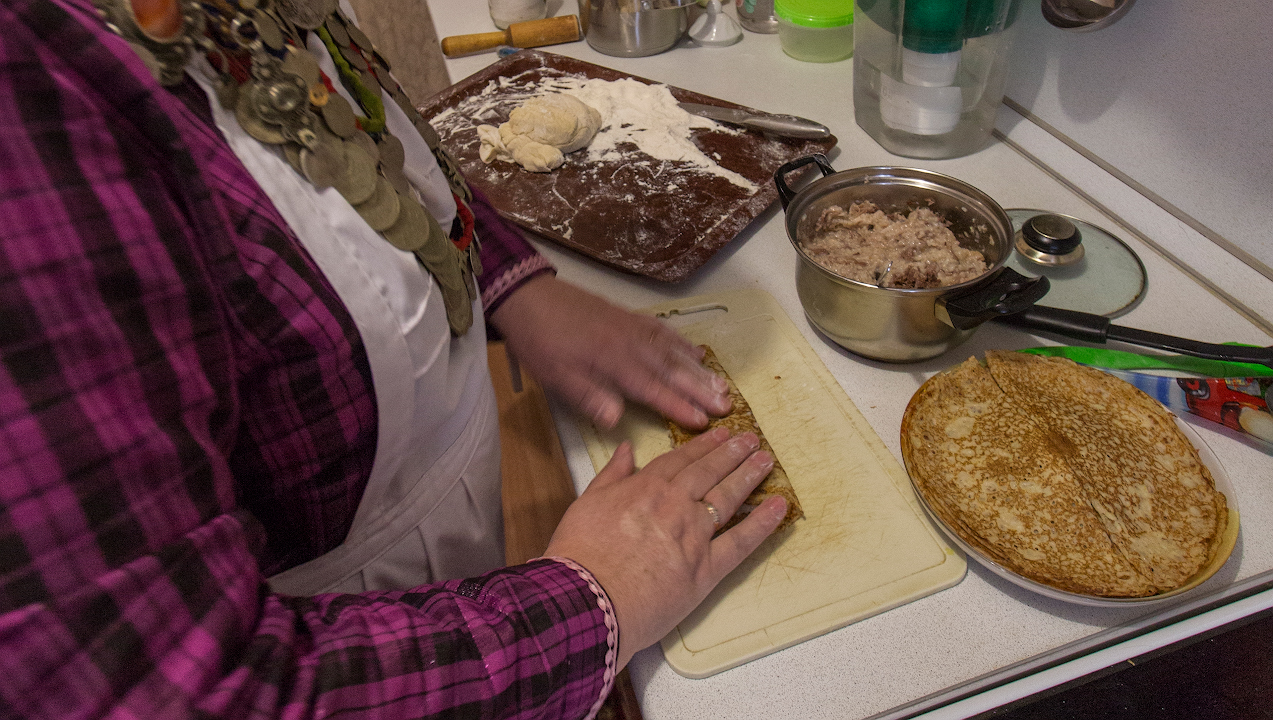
xmin=579 ymin=0 xmax=692 ymax=57
xmin=776 ymin=156 xmax=1050 ymax=362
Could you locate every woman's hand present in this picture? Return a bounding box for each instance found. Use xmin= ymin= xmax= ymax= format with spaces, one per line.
xmin=544 ymin=427 xmax=787 ymax=669
xmin=489 ymin=275 xmax=732 ymax=430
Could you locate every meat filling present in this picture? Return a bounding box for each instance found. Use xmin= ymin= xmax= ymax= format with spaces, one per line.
xmin=803 ymin=201 xmax=988 ymax=288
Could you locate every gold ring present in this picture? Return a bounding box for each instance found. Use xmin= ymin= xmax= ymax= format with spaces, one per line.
xmin=702 ymin=500 xmax=721 ymax=530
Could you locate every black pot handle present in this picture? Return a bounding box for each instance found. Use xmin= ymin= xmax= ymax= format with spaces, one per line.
xmin=774 ymin=154 xmax=837 ymax=209
xmin=936 ymin=268 xmax=1051 ymax=331
xmin=995 ymin=304 xmax=1111 ymax=342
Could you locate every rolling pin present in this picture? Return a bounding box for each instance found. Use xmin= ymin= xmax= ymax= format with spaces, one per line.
xmin=441 ymin=15 xmax=581 ymax=57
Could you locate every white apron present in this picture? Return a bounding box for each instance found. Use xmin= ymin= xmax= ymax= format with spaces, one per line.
xmin=192 ymin=20 xmax=506 ymax=594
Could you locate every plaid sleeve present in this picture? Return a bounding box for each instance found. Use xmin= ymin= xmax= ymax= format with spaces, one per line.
xmin=472 ymin=187 xmax=556 ymax=317
xmin=0 ymin=1 xmax=611 ymax=718
xmin=234 ymin=560 xmax=617 ymax=720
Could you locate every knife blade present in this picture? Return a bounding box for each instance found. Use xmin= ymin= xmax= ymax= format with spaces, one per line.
xmin=678 ymin=102 xmax=831 ymax=139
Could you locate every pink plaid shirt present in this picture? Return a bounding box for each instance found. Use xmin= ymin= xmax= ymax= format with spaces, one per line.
xmin=0 ymin=0 xmax=614 ymax=717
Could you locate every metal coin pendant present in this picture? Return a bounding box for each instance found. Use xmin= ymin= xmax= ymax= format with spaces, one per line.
xmin=254 ymin=12 xmax=286 ymax=50
xmin=274 ymin=0 xmax=334 ymax=30
xmin=359 ymin=68 xmax=379 ymax=94
xmin=348 ymin=130 xmax=380 ymax=164
xmin=280 ymin=45 xmax=322 ymax=87
xmin=321 ymin=93 xmax=359 ymax=139
xmin=299 ymin=134 xmax=346 ymax=189
xmin=313 ymin=0 xmax=340 ymax=23
xmin=309 ymin=82 xmax=330 ymax=107
xmin=371 ymin=49 xmax=392 ymax=72
xmin=246 ymin=81 xmax=281 ymax=124
xmin=412 ymin=114 xmax=442 ymax=148
xmin=340 ymin=46 xmax=368 ymax=70
xmin=265 ymin=7 xmax=302 ymax=44
xmin=468 ymin=238 xmax=483 ymax=277
xmin=390 ymin=93 xmax=415 ymax=121
xmin=378 ymin=69 xmax=402 ymax=98
xmin=382 ymin=162 xmax=411 ymax=196
xmin=268 ymin=104 xmax=317 ymax=149
xmin=343 ymin=20 xmax=374 ymax=52
xmin=446 ymin=296 xmax=473 ymax=336
xmin=354 ymin=176 xmax=401 ymax=231
xmin=293 ymin=124 xmax=319 ymax=151
xmin=310 ymin=122 xmax=345 ymax=152
xmin=462 ymin=257 xmax=477 ymax=299
xmin=377 ymin=133 xmax=406 ymax=176
xmin=412 ymin=211 xmax=454 ymax=268
xmin=254 ymin=73 xmax=309 ymax=126
xmin=382 ymin=196 xmax=431 ymax=251
xmin=235 ymin=83 xmax=287 ymax=144
xmin=215 ymin=75 xmax=240 ymax=110
xmin=428 ymin=250 xmax=473 ymax=336
xmin=283 ymin=142 xmax=305 ymax=173
xmin=325 ymin=17 xmax=351 ymax=47
xmin=332 ymin=142 xmax=379 ymax=205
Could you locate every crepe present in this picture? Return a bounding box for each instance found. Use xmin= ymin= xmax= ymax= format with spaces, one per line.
xmin=901 ymin=352 xmax=1228 ymax=597
xmin=901 ymin=358 xmax=1150 ymax=596
xmin=983 ymin=350 xmax=1228 ymax=591
xmin=669 ymin=346 xmax=804 ymax=532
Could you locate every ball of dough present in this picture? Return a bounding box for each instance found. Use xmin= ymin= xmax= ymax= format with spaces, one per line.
xmin=476 ymin=124 xmax=506 ymax=164
xmin=503 ymin=93 xmax=602 ymax=155
xmin=510 ymin=140 xmax=564 ymax=173
xmin=476 ymin=93 xmax=601 ymax=172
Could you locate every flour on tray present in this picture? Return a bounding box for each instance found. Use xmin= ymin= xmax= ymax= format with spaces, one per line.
xmin=433 ymin=72 xmax=756 ymax=192
xmin=554 ymin=77 xmax=755 ymax=191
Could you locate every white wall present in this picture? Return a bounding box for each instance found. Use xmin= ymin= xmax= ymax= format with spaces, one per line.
xmin=1002 ymin=0 xmax=1273 ymax=275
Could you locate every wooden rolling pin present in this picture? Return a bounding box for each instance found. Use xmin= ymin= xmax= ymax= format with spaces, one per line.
xmin=441 ymin=15 xmax=581 ymax=57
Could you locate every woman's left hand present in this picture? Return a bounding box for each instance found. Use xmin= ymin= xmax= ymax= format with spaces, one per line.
xmin=489 ymin=275 xmax=732 ymax=429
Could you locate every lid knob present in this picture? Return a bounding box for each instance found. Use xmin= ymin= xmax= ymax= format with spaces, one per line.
xmin=1016 ymin=214 xmax=1085 ymax=265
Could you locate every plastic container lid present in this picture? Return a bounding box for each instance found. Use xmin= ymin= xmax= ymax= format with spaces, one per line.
xmin=774 ymin=0 xmax=854 ymax=28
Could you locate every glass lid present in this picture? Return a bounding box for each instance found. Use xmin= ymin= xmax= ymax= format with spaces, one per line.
xmin=1004 ymin=209 xmax=1148 ymax=318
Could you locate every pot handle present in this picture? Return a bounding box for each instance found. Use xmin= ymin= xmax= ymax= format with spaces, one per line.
xmin=774 ymin=154 xmax=836 ymax=209
xmin=997 ymin=305 xmax=1273 ymax=368
xmin=936 ymin=268 xmax=1051 ymax=330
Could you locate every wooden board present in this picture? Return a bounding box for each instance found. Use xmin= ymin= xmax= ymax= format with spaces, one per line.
xmin=419 ymin=50 xmax=837 ymax=282
xmin=578 ymin=289 xmax=966 ymax=678
xmin=487 ymin=342 xmax=645 ymax=720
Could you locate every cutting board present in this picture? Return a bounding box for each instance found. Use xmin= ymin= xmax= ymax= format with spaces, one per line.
xmin=578 ymin=289 xmax=966 ymax=678
xmin=419 ymin=50 xmax=837 ymax=282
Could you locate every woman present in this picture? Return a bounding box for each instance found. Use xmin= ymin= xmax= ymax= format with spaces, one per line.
xmin=0 ymin=0 xmax=787 ymax=717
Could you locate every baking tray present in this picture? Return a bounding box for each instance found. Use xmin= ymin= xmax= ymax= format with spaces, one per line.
xmin=419 ymin=50 xmax=838 ymax=282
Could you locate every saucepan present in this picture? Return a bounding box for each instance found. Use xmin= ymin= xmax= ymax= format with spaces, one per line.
xmin=776 ymin=155 xmax=1273 ymax=369
xmin=775 ymin=155 xmax=1049 ymax=362
xmin=579 ymin=0 xmax=693 ymax=57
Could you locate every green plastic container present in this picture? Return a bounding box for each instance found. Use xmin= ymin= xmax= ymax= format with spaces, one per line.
xmin=775 ymin=0 xmax=854 ymax=62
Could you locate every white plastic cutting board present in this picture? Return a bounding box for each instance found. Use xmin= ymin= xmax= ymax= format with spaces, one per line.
xmin=579 ymin=289 xmax=966 ymax=678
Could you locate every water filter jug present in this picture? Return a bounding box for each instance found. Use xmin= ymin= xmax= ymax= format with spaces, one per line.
xmin=854 ymin=0 xmax=1022 ymax=158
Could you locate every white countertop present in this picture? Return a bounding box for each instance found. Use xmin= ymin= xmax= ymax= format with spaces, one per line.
xmin=424 ymin=2 xmax=1273 ymax=717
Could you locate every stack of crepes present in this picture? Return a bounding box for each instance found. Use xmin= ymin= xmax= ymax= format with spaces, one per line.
xmin=901 ymin=351 xmax=1229 ymax=598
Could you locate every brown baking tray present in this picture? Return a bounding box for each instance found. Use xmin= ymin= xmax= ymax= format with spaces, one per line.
xmin=419 ymin=50 xmax=837 ymax=282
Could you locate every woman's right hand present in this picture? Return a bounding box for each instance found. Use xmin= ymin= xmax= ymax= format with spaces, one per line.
xmin=543 ymin=427 xmax=787 ymax=669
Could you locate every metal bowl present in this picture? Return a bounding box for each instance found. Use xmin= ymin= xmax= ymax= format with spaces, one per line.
xmin=776 ymin=158 xmax=1021 ymax=362
xmin=579 ymin=0 xmax=691 ymax=57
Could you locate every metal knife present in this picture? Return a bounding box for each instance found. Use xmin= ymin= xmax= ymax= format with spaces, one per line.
xmin=678 ymin=102 xmax=831 ymax=139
